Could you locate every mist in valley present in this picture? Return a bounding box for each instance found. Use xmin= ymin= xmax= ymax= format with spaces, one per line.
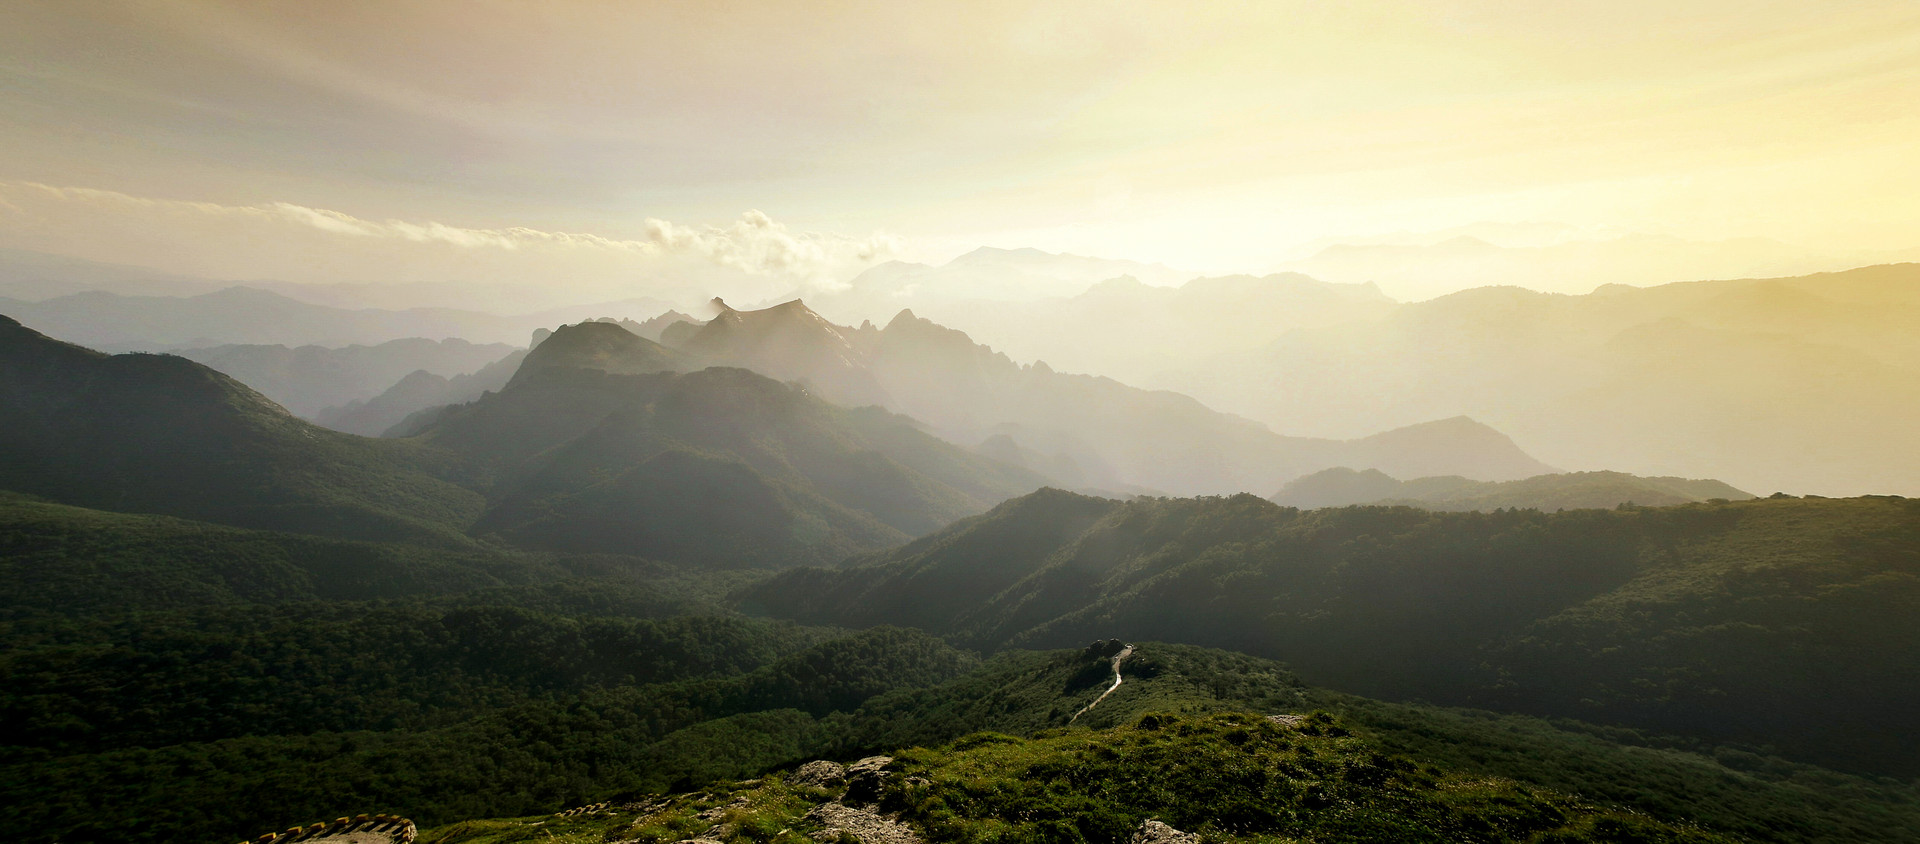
xmin=4 ymin=3 xmax=1920 ymax=843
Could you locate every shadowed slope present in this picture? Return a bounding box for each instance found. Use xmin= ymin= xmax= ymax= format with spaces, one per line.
xmin=741 ymin=490 xmax=1920 ymax=776
xmin=0 ymin=315 xmax=483 ymax=545
xmin=505 ymin=319 xmax=692 ymax=387
xmin=651 ymin=303 xmax=1554 ymax=495
xmin=408 ymin=353 xmax=1047 ymax=567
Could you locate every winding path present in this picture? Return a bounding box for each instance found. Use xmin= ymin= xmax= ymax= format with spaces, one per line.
xmin=1069 ymin=644 xmax=1134 ymax=724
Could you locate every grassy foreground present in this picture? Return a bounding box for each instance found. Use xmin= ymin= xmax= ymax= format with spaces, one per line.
xmin=419 ymin=711 xmax=1734 ymax=844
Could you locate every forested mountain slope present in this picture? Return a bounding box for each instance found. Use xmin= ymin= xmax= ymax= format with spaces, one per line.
xmin=537 ymin=303 xmax=1553 ymax=495
xmin=0 ymin=315 xmax=483 ymax=545
xmin=741 ymin=491 xmax=1920 ymax=776
xmin=0 ymin=493 xmax=567 ymax=617
xmin=13 ymin=621 xmax=1915 ymax=844
xmin=401 ymin=324 xmax=1046 ymax=566
xmin=316 ymin=348 xmax=529 ymax=437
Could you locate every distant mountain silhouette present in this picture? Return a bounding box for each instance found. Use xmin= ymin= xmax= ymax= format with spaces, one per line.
xmin=633 ymin=301 xmax=1553 ymax=495
xmin=1285 ymin=232 xmax=1852 ymax=300
xmin=0 ymin=315 xmax=482 ymax=545
xmin=676 ymin=298 xmax=888 ymax=406
xmin=403 ymin=345 xmax=1047 ymax=566
xmin=316 ymin=319 xmax=700 ymax=437
xmin=0 ymin=310 xmax=1045 ymax=566
xmin=630 ymin=309 xmax=702 ymax=341
xmin=172 ymin=337 xmax=516 ymax=418
xmin=506 ymin=320 xmax=692 ymax=386
xmin=1170 ymin=263 xmax=1920 ymax=496
xmin=1 ymin=285 xmax=687 ymax=349
xmin=1272 ymin=467 xmax=1752 ymax=510
xmin=314 ymin=349 xmax=528 ymax=437
xmin=811 ymin=245 xmax=1194 ymax=322
xmin=0 ymin=245 xmax=688 ymax=317
xmin=895 ymin=271 xmax=1394 ymax=388
xmin=0 ymin=247 xmax=225 ymax=300
xmin=740 ymin=489 xmax=1920 ymax=775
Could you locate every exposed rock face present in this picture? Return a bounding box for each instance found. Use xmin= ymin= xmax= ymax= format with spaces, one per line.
xmin=695 ymin=797 xmax=750 ymax=821
xmin=803 ymin=803 xmax=923 ymax=844
xmin=791 ymin=760 xmax=849 ymax=790
xmin=1267 ymin=714 xmax=1305 ymax=727
xmin=1128 ymin=819 xmax=1199 ymax=844
xmin=692 ymin=794 xmax=753 ymax=839
xmin=236 ymin=814 xmax=416 ymax=844
xmin=842 ymin=755 xmax=894 ymax=805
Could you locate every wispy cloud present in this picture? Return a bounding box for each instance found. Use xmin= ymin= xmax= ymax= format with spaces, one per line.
xmin=0 ymin=181 xmax=899 ymax=283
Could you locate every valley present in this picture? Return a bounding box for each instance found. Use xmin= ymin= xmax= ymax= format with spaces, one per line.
xmin=8 ymin=8 xmax=1920 ymax=843
xmin=2 ymin=299 xmax=1917 ymax=843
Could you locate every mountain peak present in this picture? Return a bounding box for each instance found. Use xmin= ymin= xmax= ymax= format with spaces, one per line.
xmin=1343 ymin=416 xmax=1556 ymax=481
xmin=764 ymin=298 xmax=816 ymax=315
xmin=952 ymin=246 xmax=1053 ymax=264
xmin=884 ymin=308 xmax=930 ymax=331
xmin=508 ymin=320 xmax=687 ymax=386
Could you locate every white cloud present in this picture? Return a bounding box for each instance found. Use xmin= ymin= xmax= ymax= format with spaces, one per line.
xmin=0 ymin=180 xmax=898 ymax=285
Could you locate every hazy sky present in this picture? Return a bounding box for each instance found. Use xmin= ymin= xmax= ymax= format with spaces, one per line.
xmin=3 ymin=0 xmax=1918 ymax=302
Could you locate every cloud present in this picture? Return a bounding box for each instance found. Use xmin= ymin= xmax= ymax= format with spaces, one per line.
xmin=0 ymin=181 xmax=898 ymax=284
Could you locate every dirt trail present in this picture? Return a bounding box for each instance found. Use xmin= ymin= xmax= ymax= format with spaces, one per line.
xmin=1069 ymin=644 xmax=1134 ymax=724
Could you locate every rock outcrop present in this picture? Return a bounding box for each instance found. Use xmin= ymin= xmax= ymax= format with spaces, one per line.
xmin=842 ymin=755 xmax=894 ymax=805
xmin=803 ymin=803 xmax=924 ymax=844
xmin=790 ymin=760 xmax=849 ymax=790
xmin=236 ymin=814 xmax=416 ymax=844
xmin=1128 ymin=819 xmax=1199 ymax=844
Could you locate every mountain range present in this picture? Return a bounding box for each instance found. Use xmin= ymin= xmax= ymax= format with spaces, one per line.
xmin=1280 ymin=232 xmax=1870 ymax=300
xmin=4 ymin=299 xmax=1917 ymax=843
xmin=739 ymin=488 xmax=1920 ymax=776
xmin=0 ymin=315 xmax=484 ymax=545
xmin=1271 ymin=467 xmax=1753 ymax=510
xmin=0 ymin=314 xmax=1044 ymax=566
xmin=805 ymin=246 xmax=1194 ymax=323
xmin=589 ymin=299 xmax=1555 ymax=496
xmin=878 ymin=271 xmax=1396 ymax=388
xmin=312 ymin=316 xmax=706 ymax=437
xmin=0 ymin=283 xmax=682 ymax=350
xmin=14 ymin=240 xmax=1916 ymax=497
xmin=1166 ymin=264 xmax=1920 ymax=496
xmin=401 ymin=321 xmax=1045 ymax=566
xmin=862 ymin=261 xmax=1920 ymax=497
xmin=313 ymin=348 xmax=529 ymax=437
xmin=170 ymin=337 xmax=517 ymax=418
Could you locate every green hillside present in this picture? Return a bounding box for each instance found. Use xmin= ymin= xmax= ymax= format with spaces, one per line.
xmin=504 ymin=320 xmax=690 ymax=387
xmin=420 ymin=711 xmax=1743 ymax=844
xmin=400 ymin=643 xmax=1920 ymax=844
xmin=0 ymin=493 xmax=565 ymax=617
xmin=8 ymin=595 xmax=1916 ymax=844
xmin=0 ymin=315 xmax=485 ymax=545
xmin=741 ymin=491 xmax=1920 ymax=776
xmin=415 ymin=362 xmax=1045 ymax=567
xmin=0 ymin=616 xmax=970 ymax=844
xmin=0 ymin=315 xmax=1043 ymax=568
xmin=3 ymin=314 xmax=1916 ymax=844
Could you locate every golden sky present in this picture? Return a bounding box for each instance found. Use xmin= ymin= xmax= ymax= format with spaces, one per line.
xmin=2 ymin=0 xmax=1917 ymax=298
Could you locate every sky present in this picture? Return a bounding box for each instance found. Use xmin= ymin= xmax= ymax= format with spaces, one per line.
xmin=3 ymin=0 xmax=1919 ymax=305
